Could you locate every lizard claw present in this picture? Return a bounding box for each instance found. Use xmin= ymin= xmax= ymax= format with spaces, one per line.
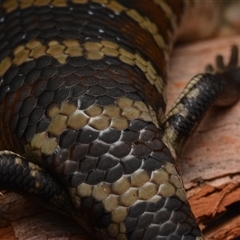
xmin=205 ymin=45 xmax=239 ymax=74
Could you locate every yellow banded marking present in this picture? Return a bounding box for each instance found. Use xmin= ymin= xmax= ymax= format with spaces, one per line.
xmin=68 ymin=161 xmax=186 ymax=209
xmin=2 ymin=0 xmax=67 ymax=11
xmin=1 ymin=0 xmax=169 ymax=61
xmin=0 ymin=39 xmax=164 ymax=94
xmin=68 ymin=161 xmax=186 ymax=235
xmin=26 ymin=97 xmax=159 ymax=160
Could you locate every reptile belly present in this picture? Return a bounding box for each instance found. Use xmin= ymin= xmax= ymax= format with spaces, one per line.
xmin=1 ymin=0 xmax=234 ymax=239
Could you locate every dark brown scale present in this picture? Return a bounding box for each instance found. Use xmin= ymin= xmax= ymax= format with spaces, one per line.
xmin=99 ymin=128 xmax=121 ymax=143
xmin=129 ymin=119 xmax=147 ymax=131
xmin=141 ymin=156 xmax=162 ymax=172
xmin=109 ymin=142 xmax=132 ymax=158
xmin=20 ymin=97 xmax=37 ymax=117
xmin=38 ymin=91 xmax=55 ymax=107
xmin=54 ymin=149 xmax=71 ymax=166
xmin=77 ymin=127 xmax=99 ymax=143
xmin=70 ymin=84 xmax=88 ymax=98
xmin=40 ymin=65 xmax=59 ymax=79
xmin=36 ymin=117 xmax=50 ymax=133
xmin=36 ymin=55 xmax=53 ymax=69
xmin=105 ymin=164 xmax=123 ymax=183
xmin=19 ymin=60 xmax=35 ymax=75
xmin=97 ymin=154 xmax=119 ymax=170
xmin=53 ymin=87 xmax=70 ymax=102
xmin=31 ymin=79 xmax=47 ymax=95
xmin=82 ymin=76 xmax=101 ymax=87
xmin=120 ymin=155 xmax=142 ymax=174
xmin=121 ymin=130 xmax=139 ymax=143
xmin=29 ymin=108 xmax=45 ymax=124
xmin=89 ymin=141 xmax=110 ymax=157
xmin=59 ymin=129 xmax=78 ymax=148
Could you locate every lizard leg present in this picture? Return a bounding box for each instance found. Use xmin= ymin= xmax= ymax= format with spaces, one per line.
xmin=162 ymin=46 xmax=240 ymax=156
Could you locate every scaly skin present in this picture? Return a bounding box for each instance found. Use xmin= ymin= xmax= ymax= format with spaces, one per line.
xmin=0 ymin=1 xmax=240 ymax=239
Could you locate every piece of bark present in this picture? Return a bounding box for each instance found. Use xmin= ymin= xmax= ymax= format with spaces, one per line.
xmin=1 ymin=35 xmax=240 ymax=239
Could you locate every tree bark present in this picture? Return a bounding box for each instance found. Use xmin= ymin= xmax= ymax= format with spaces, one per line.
xmin=0 ymin=35 xmax=240 ymax=239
